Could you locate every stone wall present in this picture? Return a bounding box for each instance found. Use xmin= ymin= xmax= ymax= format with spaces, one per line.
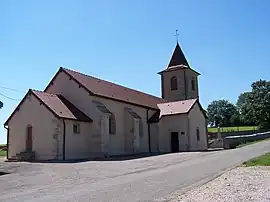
xmin=208 ymin=129 xmax=268 ymax=140
xmin=223 ymin=131 xmax=270 ymax=149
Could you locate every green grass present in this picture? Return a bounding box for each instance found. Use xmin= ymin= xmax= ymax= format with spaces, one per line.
xmin=243 ymin=152 xmax=270 ymax=166
xmin=0 ymin=150 xmax=6 ymax=157
xmin=208 ymin=126 xmax=258 ymax=133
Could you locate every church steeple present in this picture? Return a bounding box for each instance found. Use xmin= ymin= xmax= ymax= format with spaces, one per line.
xmin=158 ymin=42 xmax=200 ymax=102
xmin=167 ymin=42 xmax=189 ymax=68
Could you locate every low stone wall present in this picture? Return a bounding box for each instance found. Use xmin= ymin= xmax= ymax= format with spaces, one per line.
xmin=208 ymin=129 xmax=268 ymax=140
xmin=223 ymin=131 xmax=270 ymax=149
xmin=222 ymin=129 xmax=268 ymax=137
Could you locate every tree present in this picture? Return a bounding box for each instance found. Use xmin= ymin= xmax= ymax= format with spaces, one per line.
xmin=236 ymin=92 xmax=254 ymax=125
xmin=230 ymin=110 xmax=242 ymax=126
xmin=237 ymin=80 xmax=270 ymax=128
xmin=207 ymin=99 xmax=238 ymax=127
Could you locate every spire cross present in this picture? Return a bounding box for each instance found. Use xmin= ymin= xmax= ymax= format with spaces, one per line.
xmin=174 ymin=29 xmax=179 ymax=43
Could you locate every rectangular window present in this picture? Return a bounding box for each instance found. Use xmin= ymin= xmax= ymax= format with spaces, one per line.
xmin=196 ymin=128 xmax=200 ymax=141
xmin=191 ymin=79 xmax=196 ymax=91
xmin=73 ymin=123 xmax=80 ymax=134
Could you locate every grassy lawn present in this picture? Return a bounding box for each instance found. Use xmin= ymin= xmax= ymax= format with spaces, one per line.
xmin=208 ymin=126 xmax=258 ymax=133
xmin=0 ymin=150 xmax=7 ymax=157
xmin=243 ymin=152 xmax=270 ymax=166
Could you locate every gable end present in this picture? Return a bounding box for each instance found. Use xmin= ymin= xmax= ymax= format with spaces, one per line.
xmin=4 ymin=89 xmax=60 ymax=126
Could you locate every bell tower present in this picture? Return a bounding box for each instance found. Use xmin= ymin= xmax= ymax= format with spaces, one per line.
xmin=158 ymin=42 xmax=200 ymax=102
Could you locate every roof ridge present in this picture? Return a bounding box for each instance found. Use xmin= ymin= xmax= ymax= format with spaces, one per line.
xmin=159 ymin=98 xmax=197 ymax=105
xmin=62 ymin=67 xmax=165 ymax=101
xmin=32 ymin=89 xmax=92 ymax=122
xmin=31 ymin=89 xmax=57 ymax=96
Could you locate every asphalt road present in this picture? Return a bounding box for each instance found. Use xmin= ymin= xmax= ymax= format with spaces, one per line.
xmin=0 ymin=140 xmax=270 ymax=202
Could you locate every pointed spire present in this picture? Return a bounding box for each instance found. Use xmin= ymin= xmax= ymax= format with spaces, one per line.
xmin=167 ymin=42 xmax=189 ymax=68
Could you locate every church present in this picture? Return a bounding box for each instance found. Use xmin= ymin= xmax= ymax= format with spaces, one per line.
xmin=4 ymin=42 xmax=208 ymax=161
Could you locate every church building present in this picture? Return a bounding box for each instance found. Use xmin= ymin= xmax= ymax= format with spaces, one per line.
xmin=4 ymin=42 xmax=208 ymax=161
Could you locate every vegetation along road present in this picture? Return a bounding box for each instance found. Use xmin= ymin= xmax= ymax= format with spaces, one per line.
xmin=0 ymin=141 xmax=270 ymax=202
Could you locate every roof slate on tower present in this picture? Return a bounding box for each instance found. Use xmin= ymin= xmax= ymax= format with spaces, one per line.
xmin=158 ymin=43 xmax=200 ymax=75
xmin=167 ymin=42 xmax=190 ymax=68
xmin=45 ymin=67 xmax=167 ymax=110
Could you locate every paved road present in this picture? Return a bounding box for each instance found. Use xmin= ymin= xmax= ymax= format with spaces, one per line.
xmin=0 ymin=140 xmax=270 ymax=202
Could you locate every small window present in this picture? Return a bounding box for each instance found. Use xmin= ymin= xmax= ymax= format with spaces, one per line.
xmin=196 ymin=128 xmax=200 ymax=141
xmin=170 ymin=76 xmax=178 ymax=91
xmin=73 ymin=123 xmax=80 ymax=134
xmin=191 ymin=79 xmax=196 ymax=91
xmin=109 ymin=114 xmax=116 ymax=135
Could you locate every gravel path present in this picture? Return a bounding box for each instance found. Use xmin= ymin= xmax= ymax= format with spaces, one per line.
xmin=171 ymin=166 xmax=270 ymax=202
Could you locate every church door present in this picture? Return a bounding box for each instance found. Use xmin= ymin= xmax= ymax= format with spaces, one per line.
xmin=26 ymin=125 xmax=33 ymax=151
xmin=171 ymin=132 xmax=179 ymax=152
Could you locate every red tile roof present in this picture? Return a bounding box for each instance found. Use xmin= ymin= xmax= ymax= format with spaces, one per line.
xmin=158 ymin=99 xmax=198 ymax=117
xmin=32 ymin=90 xmax=92 ymax=122
xmin=4 ymin=90 xmax=92 ymax=126
xmin=148 ymin=98 xmax=207 ymax=122
xmin=56 ymin=68 xmax=167 ymax=109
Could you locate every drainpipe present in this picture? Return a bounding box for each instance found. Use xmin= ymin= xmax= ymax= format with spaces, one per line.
xmin=62 ymin=119 xmax=66 ymax=160
xmin=146 ymin=109 xmax=151 ymax=153
xmin=4 ymin=125 xmax=9 ymax=159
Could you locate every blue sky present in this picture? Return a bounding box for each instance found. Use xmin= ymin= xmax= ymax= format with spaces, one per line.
xmin=1 ymin=0 xmax=270 ymax=144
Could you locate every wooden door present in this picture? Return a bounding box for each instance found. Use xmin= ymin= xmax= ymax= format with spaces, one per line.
xmin=26 ymin=126 xmax=33 ymax=151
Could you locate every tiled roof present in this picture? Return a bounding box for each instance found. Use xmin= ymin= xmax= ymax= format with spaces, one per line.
xmin=4 ymin=90 xmax=92 ymax=126
xmin=158 ymin=99 xmax=198 ymax=117
xmin=60 ymin=68 xmax=166 ymax=109
xmin=32 ymin=90 xmax=92 ymax=122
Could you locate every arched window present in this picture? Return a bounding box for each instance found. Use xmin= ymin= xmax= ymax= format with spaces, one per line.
xmin=170 ymin=76 xmax=178 ymax=91
xmin=109 ymin=114 xmax=116 ymax=135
